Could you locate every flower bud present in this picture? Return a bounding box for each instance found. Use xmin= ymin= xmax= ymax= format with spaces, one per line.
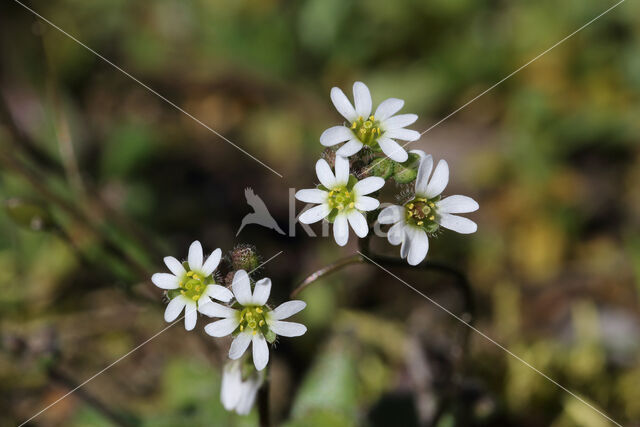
xmin=369 ymin=157 xmax=394 ymax=179
xmin=231 ymin=244 xmax=260 ymax=272
xmin=393 ymin=163 xmax=417 ymax=183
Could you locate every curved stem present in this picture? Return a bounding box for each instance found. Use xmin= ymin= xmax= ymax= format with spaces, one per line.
xmin=290 ymin=254 xmax=364 ymax=298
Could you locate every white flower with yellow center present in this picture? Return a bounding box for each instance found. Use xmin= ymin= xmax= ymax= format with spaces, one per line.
xmin=378 ymin=155 xmax=479 ymax=265
xmin=295 ymin=155 xmax=384 ymax=246
xmin=151 ymin=240 xmax=233 ymax=331
xmin=320 ymin=81 xmax=420 ymax=162
xmin=220 ymin=360 xmax=264 ymax=415
xmin=204 ymin=270 xmax=307 ymax=371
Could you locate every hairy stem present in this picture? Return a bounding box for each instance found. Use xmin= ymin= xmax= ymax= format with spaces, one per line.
xmin=290 ymin=254 xmax=364 ymax=298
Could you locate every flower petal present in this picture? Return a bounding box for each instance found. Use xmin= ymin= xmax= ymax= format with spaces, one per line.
xmin=204 ymin=284 xmax=234 ymax=302
xmin=320 ymin=126 xmax=353 ymax=146
xmin=163 ymin=256 xmax=185 ymax=276
xmin=232 ymin=269 xmax=252 ymax=305
xmin=336 ymin=139 xmax=363 ymax=157
xmin=334 ymin=155 xmax=350 ymax=185
xmin=235 ymin=378 xmax=261 ymax=415
xmin=205 ymin=317 xmax=239 ymax=337
xmin=252 ymin=334 xmax=270 ymax=371
xmin=251 ymin=277 xmax=271 ymax=306
xmin=229 ymin=332 xmax=252 ymax=359
xmin=407 ymin=229 xmax=429 ymax=266
xmin=187 ymin=240 xmax=203 ymax=271
xmin=184 ymin=300 xmax=198 ymax=331
xmin=425 ymin=159 xmax=449 ymax=198
xmin=270 ymin=320 xmax=307 ymax=337
xmin=400 ymin=227 xmax=412 ymax=259
xmin=378 ymin=205 xmax=404 ymax=224
xmin=298 ymin=203 xmax=331 ymax=224
xmin=198 ymin=300 xmax=237 ymax=318
xmin=271 ymin=300 xmax=306 ymax=320
xmin=382 ymin=113 xmax=418 ymax=130
xmin=333 ymin=214 xmax=349 ymax=246
xmin=355 ymin=195 xmax=379 ymax=211
xmin=384 ymin=128 xmax=420 ymax=141
xmin=353 ymin=176 xmax=385 ymax=196
xmin=295 ymin=188 xmax=328 ymax=204
xmin=347 ymin=210 xmax=369 ymax=238
xmin=164 ymin=295 xmax=187 ymax=322
xmin=375 ymin=98 xmax=404 ymax=121
xmin=221 ymin=362 xmax=243 ymax=411
xmin=415 ymin=155 xmax=434 ymax=195
xmin=201 ymin=248 xmax=221 ymax=276
xmin=315 ymin=159 xmax=336 ymax=189
xmin=152 ymin=273 xmax=179 ymax=290
xmin=387 ymin=221 xmax=406 ymax=246
xmin=330 ymin=87 xmax=357 ymax=122
xmin=437 ymin=195 xmax=479 ymax=214
xmin=438 ymin=214 xmax=477 ymax=234
xmin=377 ymin=136 xmax=409 ymax=162
xmin=353 ymin=81 xmax=372 ymax=117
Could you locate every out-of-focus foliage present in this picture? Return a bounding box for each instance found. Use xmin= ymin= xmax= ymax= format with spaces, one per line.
xmin=1 ymin=0 xmax=639 ymax=425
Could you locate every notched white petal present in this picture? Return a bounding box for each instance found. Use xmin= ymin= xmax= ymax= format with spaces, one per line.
xmin=298 ymin=204 xmax=331 ymax=224
xmin=229 ymin=332 xmax=252 ymax=359
xmin=188 ymin=240 xmax=204 ymax=271
xmin=252 ymin=334 xmax=269 ymax=371
xmin=295 ymin=189 xmax=327 ymax=204
xmin=336 ymin=139 xmax=363 ymax=157
xmin=353 ymin=177 xmax=385 ymax=196
xmin=152 ymin=273 xmax=179 ymax=290
xmin=232 ymin=270 xmax=252 ymax=305
xmin=201 ymin=248 xmax=222 ymax=276
xmin=270 ymin=320 xmax=307 ymax=337
xmin=330 ymin=87 xmax=357 ymax=122
xmin=315 ymin=159 xmax=336 ymax=189
xmin=438 ymin=213 xmax=477 ymax=234
xmin=164 ymin=256 xmax=185 ymax=276
xmin=425 ymin=159 xmax=449 ymax=198
xmin=375 ymin=98 xmax=404 ymax=121
xmin=252 ymin=277 xmax=272 ymax=306
xmin=320 ymin=126 xmax=353 ymax=146
xmin=378 ymin=205 xmax=403 ymax=224
xmin=271 ymin=300 xmax=306 ymax=320
xmin=353 ymin=81 xmax=372 ymax=118
xmin=205 ymin=317 xmax=239 ymax=337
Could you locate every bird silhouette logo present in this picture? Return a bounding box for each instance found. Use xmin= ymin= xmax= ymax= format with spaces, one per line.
xmin=236 ymin=187 xmax=285 ymax=236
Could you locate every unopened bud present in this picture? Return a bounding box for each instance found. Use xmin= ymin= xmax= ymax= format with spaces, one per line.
xmin=369 ymin=157 xmax=394 ymax=179
xmin=231 ymin=244 xmax=260 ymax=272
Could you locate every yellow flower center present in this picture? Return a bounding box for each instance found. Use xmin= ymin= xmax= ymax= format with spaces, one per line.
xmin=351 ymin=115 xmax=381 ymax=146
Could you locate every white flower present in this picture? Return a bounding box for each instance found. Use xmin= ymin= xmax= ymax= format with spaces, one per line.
xmin=378 ymin=155 xmax=479 ymax=265
xmin=295 ymin=155 xmax=384 ymax=246
xmin=151 ymin=240 xmax=233 ymax=331
xmin=204 ymin=270 xmax=307 ymax=371
xmin=220 ymin=360 xmax=264 ymax=415
xmin=320 ymin=81 xmax=420 ymax=162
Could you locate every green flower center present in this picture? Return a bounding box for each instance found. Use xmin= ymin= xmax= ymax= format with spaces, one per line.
xmin=177 ymin=270 xmax=209 ymax=301
xmin=351 ymin=115 xmax=381 ymax=146
xmin=327 ymin=186 xmax=356 ymax=212
xmin=404 ymin=197 xmax=440 ymax=233
xmin=238 ymin=306 xmax=269 ymax=335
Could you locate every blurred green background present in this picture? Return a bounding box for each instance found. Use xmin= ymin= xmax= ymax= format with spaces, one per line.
xmin=1 ymin=0 xmax=639 ymax=426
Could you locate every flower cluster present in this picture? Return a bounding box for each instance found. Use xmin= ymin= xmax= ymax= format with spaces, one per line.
xmin=152 ymin=242 xmax=306 ymax=414
xmin=297 ymin=81 xmax=479 ymax=264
